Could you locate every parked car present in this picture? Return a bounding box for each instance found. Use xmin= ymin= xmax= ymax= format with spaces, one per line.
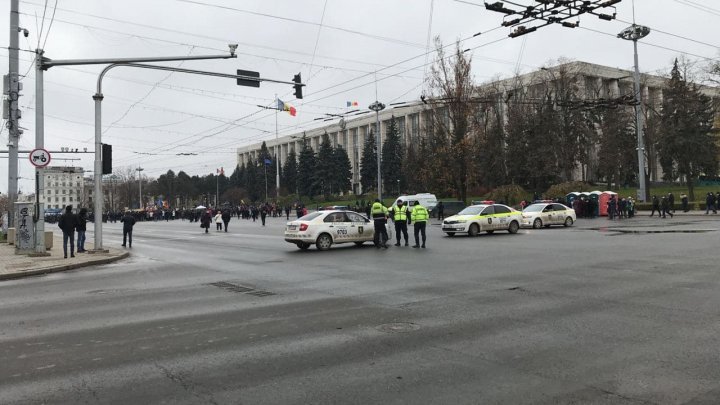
xmin=521 ymin=202 xmax=576 ymax=228
xmin=441 ymin=203 xmax=522 ymax=236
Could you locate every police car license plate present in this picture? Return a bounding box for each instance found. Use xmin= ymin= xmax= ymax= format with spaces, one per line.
xmin=287 ymin=225 xmax=297 ymax=230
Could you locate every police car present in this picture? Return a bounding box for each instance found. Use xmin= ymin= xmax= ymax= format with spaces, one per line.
xmin=521 ymin=201 xmax=576 ymax=228
xmin=284 ymin=210 xmax=375 ymax=251
xmin=441 ymin=202 xmax=522 ymax=236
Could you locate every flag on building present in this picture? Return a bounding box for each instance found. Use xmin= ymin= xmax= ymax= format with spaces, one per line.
xmin=346 ymin=101 xmax=359 ymax=107
xmin=276 ymin=98 xmax=297 ymax=116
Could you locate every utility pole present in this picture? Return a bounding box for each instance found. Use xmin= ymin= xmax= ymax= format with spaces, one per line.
xmin=619 ymin=24 xmax=651 ymax=202
xmin=368 ymin=101 xmax=385 ymax=201
xmin=136 ymin=167 xmax=144 ymax=210
xmin=6 ymin=0 xmax=22 ymax=228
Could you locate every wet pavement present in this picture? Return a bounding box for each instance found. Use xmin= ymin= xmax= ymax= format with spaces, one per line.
xmin=1 ymin=214 xmax=720 ymax=404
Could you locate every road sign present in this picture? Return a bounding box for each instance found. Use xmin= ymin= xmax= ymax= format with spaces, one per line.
xmin=29 ymin=148 xmax=51 ymax=167
xmin=236 ymin=69 xmax=260 ymax=88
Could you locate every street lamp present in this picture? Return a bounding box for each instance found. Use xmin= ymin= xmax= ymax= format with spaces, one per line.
xmin=618 ymin=24 xmax=651 ymax=202
xmin=368 ymin=101 xmax=385 ymax=200
xmin=136 ymin=167 xmax=144 ymax=210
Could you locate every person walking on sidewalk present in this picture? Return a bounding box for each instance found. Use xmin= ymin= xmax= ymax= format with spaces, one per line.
xmin=389 ymin=199 xmax=409 ymax=246
xmin=650 ymin=196 xmax=661 ymax=217
xmin=661 ymin=196 xmax=674 ymax=219
xmin=668 ymin=192 xmax=675 ymax=214
xmin=260 ymin=205 xmax=268 ymax=226
xmin=76 ymin=208 xmax=87 ymax=253
xmin=201 ymin=210 xmax=212 ymax=233
xmin=58 ymin=205 xmax=78 ymax=258
xmin=214 ymin=211 xmax=223 ymax=231
xmin=705 ymin=192 xmax=717 ymax=214
xmin=221 ymin=210 xmax=231 ymax=232
xmin=681 ymin=193 xmax=689 ymax=212
xmin=411 ymin=201 xmax=429 ymax=249
xmin=121 ymin=210 xmax=136 ymax=248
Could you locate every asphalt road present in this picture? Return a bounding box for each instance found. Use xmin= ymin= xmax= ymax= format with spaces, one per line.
xmin=2 ymin=214 xmax=720 ymax=404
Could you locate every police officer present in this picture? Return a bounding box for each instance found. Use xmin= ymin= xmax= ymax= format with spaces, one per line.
xmin=371 ymin=198 xmax=389 ymax=248
xmin=390 ymin=199 xmax=409 ymax=246
xmin=411 ymin=200 xmax=429 ymax=248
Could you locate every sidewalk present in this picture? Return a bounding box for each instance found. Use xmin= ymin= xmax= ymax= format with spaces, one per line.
xmin=0 ymin=234 xmax=129 ymax=281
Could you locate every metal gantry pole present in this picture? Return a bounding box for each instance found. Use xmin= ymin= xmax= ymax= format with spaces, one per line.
xmin=632 ymin=38 xmax=647 ymax=202
xmin=7 ymin=0 xmax=20 ymax=228
xmin=275 ymin=94 xmax=280 ymax=199
xmin=93 ymin=93 xmax=103 ymax=250
xmin=33 ymin=50 xmax=46 ymax=254
xmin=368 ymin=101 xmax=385 ymax=201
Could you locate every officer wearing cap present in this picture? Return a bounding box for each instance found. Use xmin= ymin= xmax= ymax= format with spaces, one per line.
xmin=389 ymin=199 xmax=410 ymax=247
xmin=370 ymin=198 xmax=389 ymax=248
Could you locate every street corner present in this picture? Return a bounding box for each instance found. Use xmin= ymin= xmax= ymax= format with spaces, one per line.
xmin=0 ymin=245 xmax=130 ymax=281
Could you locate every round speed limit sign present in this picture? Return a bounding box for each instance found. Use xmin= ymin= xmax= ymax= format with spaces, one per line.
xmin=29 ymin=148 xmax=51 ymax=168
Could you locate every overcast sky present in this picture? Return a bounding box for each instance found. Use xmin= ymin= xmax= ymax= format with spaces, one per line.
xmin=2 ymin=0 xmax=719 ymax=194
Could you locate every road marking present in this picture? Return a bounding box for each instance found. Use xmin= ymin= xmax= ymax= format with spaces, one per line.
xmin=36 ymin=364 xmax=56 ymax=370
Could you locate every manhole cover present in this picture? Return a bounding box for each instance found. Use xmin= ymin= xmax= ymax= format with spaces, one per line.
xmin=377 ymin=323 xmax=420 ymax=333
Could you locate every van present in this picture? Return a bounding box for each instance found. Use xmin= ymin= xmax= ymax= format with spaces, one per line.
xmin=430 ymin=201 xmax=466 ymax=218
xmin=390 ymin=193 xmax=438 ymax=211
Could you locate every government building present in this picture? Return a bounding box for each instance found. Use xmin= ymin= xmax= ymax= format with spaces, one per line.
xmin=237 ymin=61 xmax=719 ymax=195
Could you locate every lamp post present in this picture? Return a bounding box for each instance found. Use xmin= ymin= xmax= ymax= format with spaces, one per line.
xmin=136 ymin=167 xmax=144 ymax=210
xmin=618 ymin=24 xmax=651 ymax=202
xmin=368 ymin=101 xmax=385 ymax=200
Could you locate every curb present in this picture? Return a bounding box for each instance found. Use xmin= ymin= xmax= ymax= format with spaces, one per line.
xmin=0 ymin=251 xmax=130 ymax=281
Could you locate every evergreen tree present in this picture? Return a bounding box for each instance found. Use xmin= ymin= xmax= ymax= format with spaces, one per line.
xmin=282 ymin=149 xmax=298 ymax=195
xmin=595 ymin=106 xmax=636 ymax=189
xmin=315 ymin=133 xmax=335 ymax=196
xmin=360 ymin=130 xmax=377 ymax=192
xmin=381 ymin=117 xmax=404 ymax=195
xmin=658 ymin=59 xmax=718 ymax=200
xmin=297 ymin=135 xmax=317 ymax=197
xmin=332 ymin=145 xmax=352 ymax=194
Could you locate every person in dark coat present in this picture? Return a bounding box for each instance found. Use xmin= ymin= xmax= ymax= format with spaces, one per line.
xmin=650 ymin=196 xmax=661 ymax=217
xmin=76 ymin=208 xmax=87 ymax=253
xmin=681 ymin=193 xmax=689 ymax=212
xmin=661 ymin=196 xmax=673 ymax=219
xmin=201 ymin=210 xmax=212 ymax=233
xmin=221 ymin=210 xmax=231 ymax=232
xmin=668 ymin=192 xmax=675 ymax=213
xmin=120 ymin=210 xmax=136 ymax=247
xmin=58 ymin=205 xmax=78 ymax=258
xmin=260 ymin=205 xmax=267 ymax=226
xmin=706 ymin=192 xmax=717 ymax=215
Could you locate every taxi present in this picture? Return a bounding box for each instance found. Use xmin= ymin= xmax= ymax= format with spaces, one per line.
xmin=521 ymin=201 xmax=576 ymax=228
xmin=284 ymin=210 xmax=375 ymax=251
xmin=441 ymin=202 xmax=522 ymax=236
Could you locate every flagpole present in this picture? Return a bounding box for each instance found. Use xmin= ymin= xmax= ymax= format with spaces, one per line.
xmin=275 ymin=93 xmax=280 ymax=200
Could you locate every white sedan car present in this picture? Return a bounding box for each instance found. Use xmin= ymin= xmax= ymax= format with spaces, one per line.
xmin=521 ymin=202 xmax=576 ymax=228
xmin=285 ymin=210 xmax=375 ymax=251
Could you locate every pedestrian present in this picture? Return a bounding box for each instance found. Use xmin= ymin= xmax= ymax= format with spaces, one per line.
xmin=389 ymin=199 xmax=409 ymax=247
xmin=681 ymin=193 xmax=689 ymax=212
xmin=221 ymin=210 xmax=231 ymax=232
xmin=706 ymin=192 xmax=717 ymax=214
xmin=260 ymin=205 xmax=267 ymax=226
xmin=411 ymin=200 xmax=429 ymax=248
xmin=436 ymin=201 xmax=444 ymax=221
xmin=668 ymin=192 xmax=675 ymax=213
xmin=201 ymin=210 xmax=212 ymax=233
xmin=650 ymin=195 xmax=661 ymax=217
xmin=608 ymin=196 xmax=617 ymax=220
xmin=214 ymin=210 xmax=223 ymax=231
xmin=371 ymin=198 xmax=389 ymax=249
xmin=285 ymin=205 xmax=291 ymax=220
xmin=120 ymin=210 xmax=136 ymax=248
xmin=57 ymin=205 xmax=78 ymax=258
xmin=76 ymin=207 xmax=87 ymax=253
xmin=661 ymin=195 xmax=673 ymax=218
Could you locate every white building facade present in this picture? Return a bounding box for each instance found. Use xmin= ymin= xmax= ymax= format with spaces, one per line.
xmin=42 ymin=166 xmax=85 ymax=210
xmin=237 ymin=61 xmax=719 ymax=194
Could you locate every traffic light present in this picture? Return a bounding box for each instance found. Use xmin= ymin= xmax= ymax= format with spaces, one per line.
xmin=102 ymin=143 xmax=112 ymax=175
xmin=293 ymin=73 xmax=303 ymax=99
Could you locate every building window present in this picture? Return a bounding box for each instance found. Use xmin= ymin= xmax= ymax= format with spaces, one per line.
xmin=55 ymin=197 xmax=59 ymax=202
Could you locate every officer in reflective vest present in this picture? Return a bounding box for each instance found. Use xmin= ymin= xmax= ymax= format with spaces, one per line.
xmin=411 ymin=200 xmax=429 ymax=248
xmin=390 ymin=199 xmax=409 ymax=246
xmin=371 ymin=199 xmax=389 ymax=249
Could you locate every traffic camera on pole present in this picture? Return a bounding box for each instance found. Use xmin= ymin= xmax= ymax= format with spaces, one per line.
xmin=293 ymin=73 xmax=303 ymax=99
